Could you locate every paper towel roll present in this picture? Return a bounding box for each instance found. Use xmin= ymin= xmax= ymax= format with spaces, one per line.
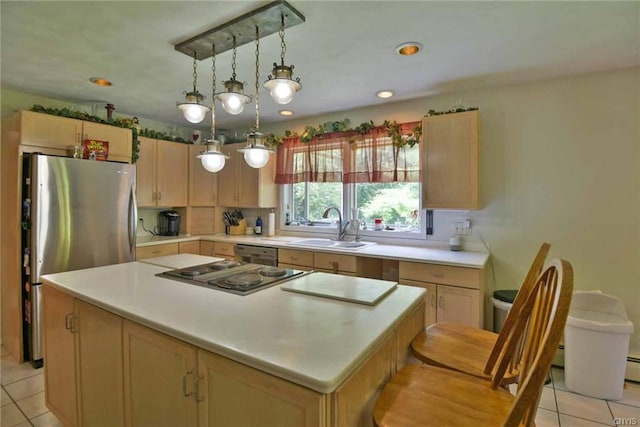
xmin=267 ymin=212 xmax=276 ymax=236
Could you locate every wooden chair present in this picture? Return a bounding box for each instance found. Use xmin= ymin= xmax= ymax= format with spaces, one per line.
xmin=373 ymin=258 xmax=573 ymax=427
xmin=410 ymin=242 xmax=551 ymax=384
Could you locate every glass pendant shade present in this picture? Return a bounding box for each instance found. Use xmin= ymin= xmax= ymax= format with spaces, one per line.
xmin=197 ymin=141 xmax=228 ymax=173
xmin=177 ymin=92 xmax=210 ymax=123
xmin=238 ymin=132 xmax=272 ymax=169
xmin=264 ymin=64 xmax=301 ymax=105
xmin=215 ymin=79 xmax=251 ymax=115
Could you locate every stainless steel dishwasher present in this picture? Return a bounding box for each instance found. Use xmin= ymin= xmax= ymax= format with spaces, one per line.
xmin=235 ymin=244 xmax=278 ymax=266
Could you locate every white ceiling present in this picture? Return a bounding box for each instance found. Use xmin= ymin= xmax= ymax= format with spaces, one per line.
xmin=1 ymin=1 xmax=638 ymax=133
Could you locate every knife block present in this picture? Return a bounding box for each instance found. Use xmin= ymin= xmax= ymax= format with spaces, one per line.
xmin=229 ymin=219 xmax=247 ymax=235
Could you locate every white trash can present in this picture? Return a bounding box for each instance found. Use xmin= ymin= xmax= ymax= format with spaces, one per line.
xmin=564 ymin=290 xmax=634 ymax=400
xmin=491 ymin=290 xmax=518 ymax=333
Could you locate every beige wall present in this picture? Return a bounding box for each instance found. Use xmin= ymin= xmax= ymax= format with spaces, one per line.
xmin=263 ymin=67 xmax=640 ymax=354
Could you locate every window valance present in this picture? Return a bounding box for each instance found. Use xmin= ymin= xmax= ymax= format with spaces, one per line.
xmin=275 ymin=121 xmax=421 ymax=184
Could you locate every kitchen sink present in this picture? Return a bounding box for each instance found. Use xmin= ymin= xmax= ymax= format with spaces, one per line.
xmin=286 ymin=238 xmax=376 ymax=250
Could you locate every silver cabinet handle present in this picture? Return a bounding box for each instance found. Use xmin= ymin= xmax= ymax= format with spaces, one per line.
xmin=430 ymin=294 xmax=437 ymax=308
xmin=331 ymin=262 xmax=339 ymax=274
xmin=194 ymin=374 xmax=205 ymax=402
xmin=438 ymin=295 xmax=444 ymax=309
xmin=182 ymin=371 xmax=193 ymax=397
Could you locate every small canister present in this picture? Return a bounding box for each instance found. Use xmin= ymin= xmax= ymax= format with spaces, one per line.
xmin=374 ymin=218 xmax=383 ymax=231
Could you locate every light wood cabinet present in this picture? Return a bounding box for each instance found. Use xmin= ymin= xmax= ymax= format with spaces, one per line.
xmin=214 ymin=241 xmax=236 ymax=260
xmin=188 ymin=145 xmax=218 ymax=206
xmin=136 ymin=243 xmax=179 ymax=260
xmin=179 ymin=241 xmax=201 ymax=255
xmin=137 ymin=137 xmax=188 ymax=207
xmin=217 ymin=144 xmax=277 ymax=208
xmin=278 ymin=248 xmax=314 ymax=271
xmin=399 ymin=261 xmax=485 ymax=328
xmin=123 ymin=321 xmax=198 ymax=427
xmin=314 ymin=253 xmax=356 ymax=276
xmin=18 ymin=110 xmax=132 ymax=162
xmin=198 ymin=349 xmax=325 ymax=427
xmin=43 ymin=285 xmax=78 ymax=427
xmin=200 ymin=241 xmax=216 ymax=257
xmin=42 ymin=286 xmax=124 ymax=427
xmin=421 ymin=110 xmax=480 ymax=209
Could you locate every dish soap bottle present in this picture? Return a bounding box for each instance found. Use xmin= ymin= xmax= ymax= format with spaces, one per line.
xmin=255 ymin=214 xmax=263 ymax=235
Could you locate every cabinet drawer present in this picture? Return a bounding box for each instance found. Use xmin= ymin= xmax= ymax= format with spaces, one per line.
xmin=314 ymin=253 xmax=356 ymax=274
xmin=215 ymin=242 xmax=235 ymax=257
xmin=136 ymin=243 xmax=179 ymax=260
xmin=279 ymin=249 xmax=314 ymax=268
xmin=398 ymin=261 xmax=480 ymax=289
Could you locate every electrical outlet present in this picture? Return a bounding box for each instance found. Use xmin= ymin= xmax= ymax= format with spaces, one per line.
xmin=453 ymin=220 xmax=472 ymax=235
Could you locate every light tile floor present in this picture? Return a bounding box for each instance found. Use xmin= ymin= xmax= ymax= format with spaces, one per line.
xmin=1 ymin=344 xmax=639 ymax=426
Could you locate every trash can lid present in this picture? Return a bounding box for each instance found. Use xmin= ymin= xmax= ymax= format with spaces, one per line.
xmin=567 ymin=291 xmax=634 ymax=333
xmin=493 ymin=289 xmax=518 ymax=303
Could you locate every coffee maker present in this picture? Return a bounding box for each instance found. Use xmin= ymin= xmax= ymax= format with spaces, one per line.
xmin=157 ymin=210 xmax=180 ymax=236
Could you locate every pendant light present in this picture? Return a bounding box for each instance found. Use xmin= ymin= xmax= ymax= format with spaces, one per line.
xmin=263 ymin=13 xmax=301 ymax=105
xmin=215 ymin=36 xmax=251 ymax=115
xmin=176 ymin=52 xmax=210 ymax=123
xmin=197 ymin=45 xmax=230 ymax=173
xmin=238 ymin=27 xmax=272 ymax=169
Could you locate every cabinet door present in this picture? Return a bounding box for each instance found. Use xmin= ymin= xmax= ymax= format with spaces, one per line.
xmin=42 ymin=285 xmax=78 ymax=427
xmin=217 ymin=145 xmax=238 ymax=206
xmin=136 ymin=137 xmax=157 ymax=207
xmin=157 ymin=141 xmax=188 ymax=206
xmin=436 ymin=284 xmax=480 ymax=327
xmin=314 ymin=253 xmax=356 ymax=275
xmin=82 ymin=121 xmax=132 ymax=163
xmin=422 ymin=111 xmax=480 ymax=209
xmin=179 ymin=241 xmax=200 ymax=255
xmin=75 ymin=300 xmax=124 ymax=427
xmin=188 ymin=145 xmax=218 ymax=206
xmin=398 ymin=279 xmax=437 ymax=328
xmin=123 ymin=321 xmax=198 ymax=427
xmin=237 ymin=156 xmax=261 ymax=207
xmin=200 ymin=241 xmax=216 ymax=257
xmin=21 ymin=110 xmax=82 ymax=150
xmin=197 ymin=349 xmax=325 ymax=427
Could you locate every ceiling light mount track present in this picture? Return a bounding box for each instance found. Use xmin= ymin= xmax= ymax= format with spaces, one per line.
xmin=174 ymin=0 xmax=305 ymax=60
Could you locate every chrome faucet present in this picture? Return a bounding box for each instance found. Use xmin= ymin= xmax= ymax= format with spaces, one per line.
xmin=322 ymin=207 xmax=349 ymax=241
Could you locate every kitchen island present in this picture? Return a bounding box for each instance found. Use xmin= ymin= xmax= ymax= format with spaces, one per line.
xmin=41 ymin=257 xmax=425 ymax=427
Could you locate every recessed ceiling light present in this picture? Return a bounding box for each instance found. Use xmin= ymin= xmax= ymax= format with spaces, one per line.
xmin=279 ymin=110 xmax=294 ymax=116
xmin=376 ymin=90 xmax=395 ymax=99
xmin=89 ymin=77 xmax=113 ymax=87
xmin=395 ymin=42 xmax=423 ymax=56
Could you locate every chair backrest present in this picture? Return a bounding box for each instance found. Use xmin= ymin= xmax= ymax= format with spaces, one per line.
xmin=492 ymin=258 xmax=574 ymax=426
xmin=484 ymin=242 xmax=551 ymax=376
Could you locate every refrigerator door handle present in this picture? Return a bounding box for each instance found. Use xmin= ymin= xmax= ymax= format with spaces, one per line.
xmin=128 ymin=184 xmax=137 ymax=257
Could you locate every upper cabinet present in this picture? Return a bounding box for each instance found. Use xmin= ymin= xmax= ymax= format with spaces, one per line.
xmin=137 ymin=137 xmax=188 ymax=207
xmin=18 ymin=110 xmax=132 ymax=163
xmin=421 ymin=111 xmax=480 ymax=209
xmin=188 ymin=145 xmax=217 ymax=206
xmin=217 ymin=144 xmax=277 ymax=208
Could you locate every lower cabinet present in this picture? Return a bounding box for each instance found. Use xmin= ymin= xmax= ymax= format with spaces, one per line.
xmin=123 ymin=321 xmax=198 ymax=427
xmin=42 ymin=285 xmax=123 ymax=427
xmin=200 ymin=241 xmax=216 ymax=257
xmin=136 ymin=243 xmax=179 ymax=260
xmin=198 ymin=350 xmax=325 ymax=427
xmin=45 ymin=287 xmax=425 ymax=427
xmin=179 ymin=241 xmax=201 ymax=255
xmin=314 ymin=253 xmax=356 ymax=276
xmin=399 ymin=261 xmax=485 ymax=328
xmin=278 ymin=248 xmax=314 ymax=271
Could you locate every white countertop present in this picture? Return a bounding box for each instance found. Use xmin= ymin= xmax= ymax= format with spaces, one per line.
xmin=41 ymin=259 xmax=425 ymax=393
xmin=136 ymin=234 xmax=489 ymax=269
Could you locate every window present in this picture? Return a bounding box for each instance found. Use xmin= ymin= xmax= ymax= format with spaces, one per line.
xmin=277 ymin=120 xmax=423 ymax=237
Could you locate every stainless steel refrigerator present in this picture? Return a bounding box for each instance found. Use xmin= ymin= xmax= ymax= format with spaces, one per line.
xmin=21 ymin=153 xmax=137 ymax=367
